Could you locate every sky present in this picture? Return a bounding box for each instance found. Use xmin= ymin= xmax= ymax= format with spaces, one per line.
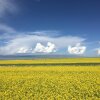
xmin=0 ymin=0 xmax=100 ymax=56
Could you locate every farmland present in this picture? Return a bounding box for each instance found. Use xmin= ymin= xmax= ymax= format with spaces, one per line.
xmin=0 ymin=58 xmax=100 ymax=100
xmin=0 ymin=58 xmax=100 ymax=64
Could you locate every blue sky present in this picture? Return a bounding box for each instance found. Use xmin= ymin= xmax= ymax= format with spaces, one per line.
xmin=0 ymin=0 xmax=100 ymax=56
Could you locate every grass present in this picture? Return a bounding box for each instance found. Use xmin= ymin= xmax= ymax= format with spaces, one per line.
xmin=0 ymin=58 xmax=100 ymax=100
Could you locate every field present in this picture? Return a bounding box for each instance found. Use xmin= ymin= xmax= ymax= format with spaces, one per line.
xmin=0 ymin=58 xmax=100 ymax=64
xmin=0 ymin=58 xmax=100 ymax=100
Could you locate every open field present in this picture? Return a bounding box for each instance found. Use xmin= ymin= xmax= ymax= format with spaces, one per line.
xmin=0 ymin=58 xmax=100 ymax=64
xmin=0 ymin=58 xmax=100 ymax=100
xmin=0 ymin=58 xmax=100 ymax=67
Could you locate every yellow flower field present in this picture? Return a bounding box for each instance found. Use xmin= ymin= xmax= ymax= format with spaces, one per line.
xmin=0 ymin=65 xmax=100 ymax=100
xmin=0 ymin=58 xmax=100 ymax=64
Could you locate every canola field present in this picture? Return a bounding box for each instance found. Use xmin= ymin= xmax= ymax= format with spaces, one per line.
xmin=0 ymin=58 xmax=100 ymax=64
xmin=0 ymin=58 xmax=100 ymax=100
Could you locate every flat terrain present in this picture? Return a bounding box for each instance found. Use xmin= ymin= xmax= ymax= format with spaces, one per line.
xmin=0 ymin=58 xmax=100 ymax=64
xmin=0 ymin=58 xmax=100 ymax=100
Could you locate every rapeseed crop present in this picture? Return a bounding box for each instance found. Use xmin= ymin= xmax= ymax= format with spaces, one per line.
xmin=0 ymin=66 xmax=100 ymax=100
xmin=0 ymin=58 xmax=100 ymax=64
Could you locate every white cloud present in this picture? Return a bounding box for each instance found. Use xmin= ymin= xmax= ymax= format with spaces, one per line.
xmin=17 ymin=47 xmax=31 ymax=54
xmin=0 ymin=0 xmax=17 ymax=17
xmin=0 ymin=34 xmax=85 ymax=55
xmin=68 ymin=43 xmax=86 ymax=55
xmin=33 ymin=43 xmax=46 ymax=53
xmin=45 ymin=42 xmax=56 ymax=53
xmin=97 ymin=49 xmax=100 ymax=55
xmin=95 ymin=48 xmax=100 ymax=55
xmin=33 ymin=42 xmax=56 ymax=53
xmin=31 ymin=30 xmax=60 ymax=36
xmin=94 ymin=42 xmax=100 ymax=55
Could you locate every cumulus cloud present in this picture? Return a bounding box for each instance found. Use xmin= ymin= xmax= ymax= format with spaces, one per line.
xmin=17 ymin=47 xmax=32 ymax=54
xmin=97 ymin=42 xmax=100 ymax=55
xmin=95 ymin=48 xmax=100 ymax=55
xmin=0 ymin=0 xmax=17 ymax=17
xmin=97 ymin=49 xmax=100 ymax=55
xmin=68 ymin=43 xmax=86 ymax=55
xmin=0 ymin=34 xmax=85 ymax=55
xmin=33 ymin=42 xmax=56 ymax=53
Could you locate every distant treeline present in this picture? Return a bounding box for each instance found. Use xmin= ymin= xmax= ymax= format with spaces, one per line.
xmin=0 ymin=63 xmax=100 ymax=66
